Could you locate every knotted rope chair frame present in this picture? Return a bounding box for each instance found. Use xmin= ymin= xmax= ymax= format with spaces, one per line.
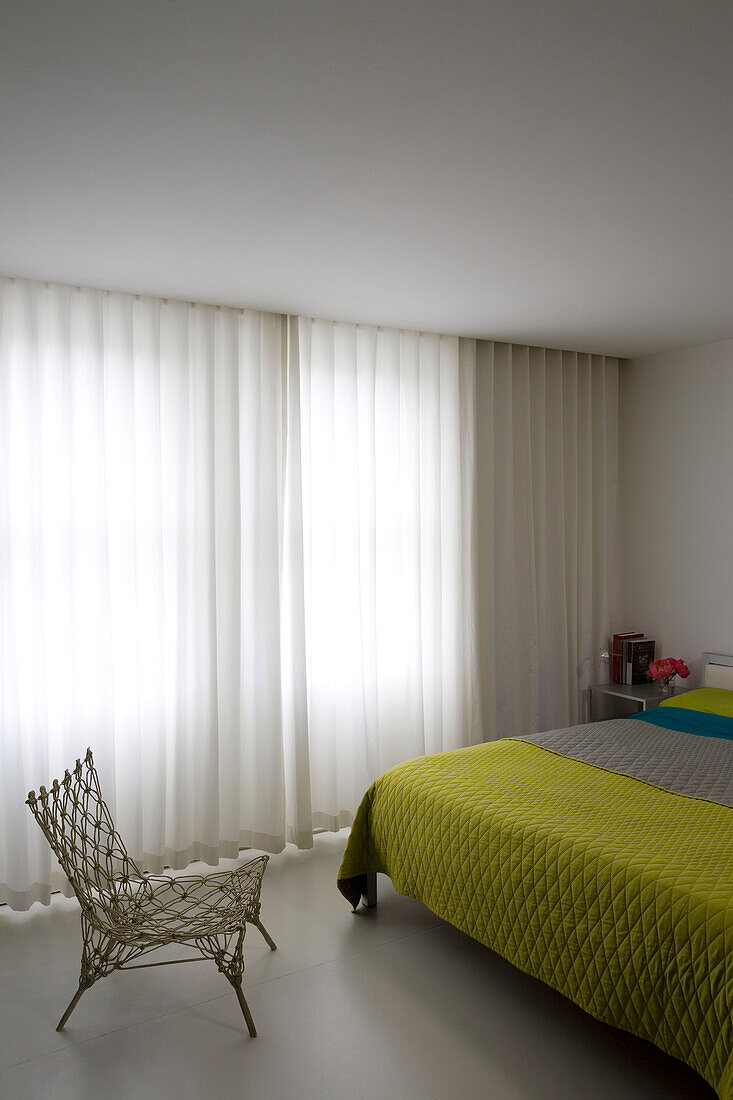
xmin=26 ymin=749 xmax=276 ymax=1036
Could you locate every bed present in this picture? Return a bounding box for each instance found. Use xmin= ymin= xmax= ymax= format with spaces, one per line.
xmin=338 ymin=652 xmax=733 ymax=1099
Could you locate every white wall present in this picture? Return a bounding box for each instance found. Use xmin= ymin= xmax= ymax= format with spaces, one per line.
xmin=616 ymin=337 xmax=733 ymax=685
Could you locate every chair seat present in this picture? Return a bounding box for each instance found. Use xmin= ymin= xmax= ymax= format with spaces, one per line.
xmin=108 ymin=857 xmax=268 ymax=944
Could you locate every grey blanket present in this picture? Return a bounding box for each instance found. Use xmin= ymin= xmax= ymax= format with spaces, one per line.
xmin=516 ymin=716 xmax=733 ymax=808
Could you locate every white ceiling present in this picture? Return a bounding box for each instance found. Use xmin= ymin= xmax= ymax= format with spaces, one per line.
xmin=1 ymin=0 xmax=732 ymax=358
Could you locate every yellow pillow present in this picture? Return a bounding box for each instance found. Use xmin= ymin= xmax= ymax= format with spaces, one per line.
xmin=659 ymin=686 xmax=733 ymax=718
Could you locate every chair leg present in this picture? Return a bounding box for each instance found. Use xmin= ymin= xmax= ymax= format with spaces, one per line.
xmin=197 ymin=930 xmax=259 ymax=1037
xmin=232 ymin=980 xmax=258 ymax=1037
xmin=56 ymin=915 xmax=116 ymax=1031
xmin=56 ymin=983 xmax=86 ymax=1031
xmin=253 ymin=919 xmax=277 ymax=951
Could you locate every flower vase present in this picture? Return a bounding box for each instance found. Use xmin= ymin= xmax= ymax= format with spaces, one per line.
xmin=656 ymin=677 xmax=675 ymax=697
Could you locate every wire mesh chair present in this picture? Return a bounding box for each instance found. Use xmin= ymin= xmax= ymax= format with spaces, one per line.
xmin=26 ymin=748 xmax=276 ymax=1036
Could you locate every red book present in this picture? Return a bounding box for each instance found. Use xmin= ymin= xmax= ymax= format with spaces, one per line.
xmin=610 ymin=632 xmax=643 ymax=683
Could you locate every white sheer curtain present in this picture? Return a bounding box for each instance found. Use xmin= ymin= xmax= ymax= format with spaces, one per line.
xmin=0 ymin=278 xmax=480 ymax=909
xmin=292 ymin=320 xmax=481 ymax=823
xmin=476 ymin=342 xmax=619 ymax=739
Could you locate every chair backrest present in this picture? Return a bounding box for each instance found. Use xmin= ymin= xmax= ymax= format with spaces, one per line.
xmin=26 ymin=749 xmax=141 ymax=922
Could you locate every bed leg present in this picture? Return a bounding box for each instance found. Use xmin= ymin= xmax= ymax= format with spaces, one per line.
xmin=362 ymin=873 xmax=378 ymax=908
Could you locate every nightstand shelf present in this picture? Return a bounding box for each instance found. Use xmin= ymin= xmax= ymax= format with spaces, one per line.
xmin=589 ymin=682 xmax=687 ymax=722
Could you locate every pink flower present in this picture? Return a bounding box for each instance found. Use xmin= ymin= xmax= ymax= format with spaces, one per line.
xmin=647 ymin=657 xmax=689 ymax=680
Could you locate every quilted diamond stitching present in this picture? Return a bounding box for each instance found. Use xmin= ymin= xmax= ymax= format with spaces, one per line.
xmin=338 ymin=738 xmax=733 ymax=1099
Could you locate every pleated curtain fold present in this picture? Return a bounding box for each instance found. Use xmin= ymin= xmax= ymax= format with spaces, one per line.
xmin=0 ymin=278 xmax=617 ymax=910
xmin=476 ymin=342 xmax=618 ymax=738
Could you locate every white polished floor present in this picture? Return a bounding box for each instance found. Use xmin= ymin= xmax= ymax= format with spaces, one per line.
xmin=0 ymin=832 xmax=713 ymax=1100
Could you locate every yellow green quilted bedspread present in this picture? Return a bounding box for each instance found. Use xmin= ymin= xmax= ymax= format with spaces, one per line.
xmin=338 ymin=740 xmax=733 ymax=1098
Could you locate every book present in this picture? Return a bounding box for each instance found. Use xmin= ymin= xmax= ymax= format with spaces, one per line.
xmin=622 ymin=635 xmax=646 ymax=683
xmin=626 ymin=638 xmax=656 ymax=685
xmin=611 ymin=632 xmax=643 ymax=683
